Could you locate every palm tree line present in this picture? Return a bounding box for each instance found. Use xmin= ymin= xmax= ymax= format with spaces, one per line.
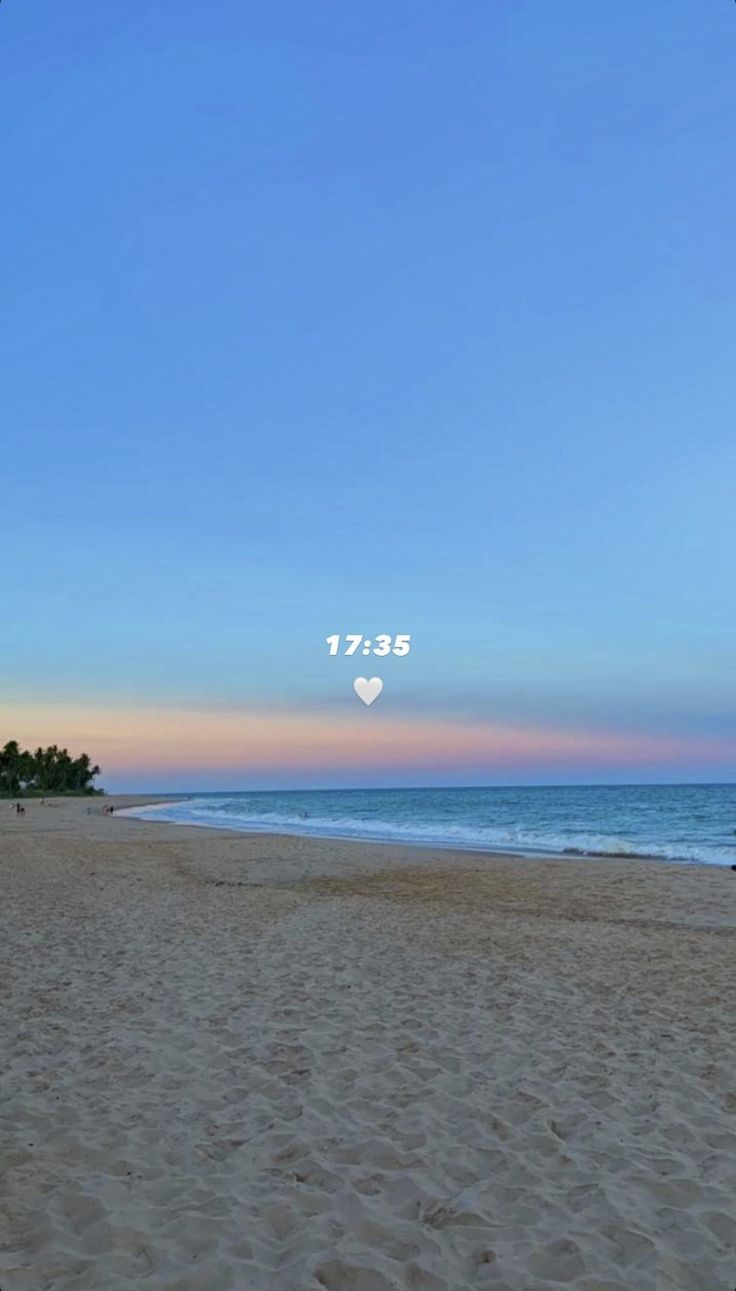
xmin=0 ymin=741 xmax=102 ymax=795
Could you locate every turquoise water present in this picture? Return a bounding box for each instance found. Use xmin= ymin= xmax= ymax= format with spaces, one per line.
xmin=121 ymin=784 xmax=736 ymax=867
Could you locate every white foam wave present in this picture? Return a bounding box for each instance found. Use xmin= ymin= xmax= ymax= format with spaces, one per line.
xmin=118 ymin=799 xmax=736 ymax=867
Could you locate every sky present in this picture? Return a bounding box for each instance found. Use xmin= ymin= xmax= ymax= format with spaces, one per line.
xmin=2 ymin=1 xmax=735 ymax=790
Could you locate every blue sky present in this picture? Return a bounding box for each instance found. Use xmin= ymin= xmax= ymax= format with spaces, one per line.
xmin=2 ymin=1 xmax=735 ymax=785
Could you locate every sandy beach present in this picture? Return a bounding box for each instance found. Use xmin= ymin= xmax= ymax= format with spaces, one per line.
xmin=1 ymin=796 xmax=734 ymax=1291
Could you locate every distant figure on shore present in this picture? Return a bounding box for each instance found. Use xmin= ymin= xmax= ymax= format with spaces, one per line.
xmin=16 ymin=802 xmax=25 ymax=816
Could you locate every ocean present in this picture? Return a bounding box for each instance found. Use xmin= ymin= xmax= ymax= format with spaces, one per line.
xmin=120 ymin=783 xmax=736 ymax=867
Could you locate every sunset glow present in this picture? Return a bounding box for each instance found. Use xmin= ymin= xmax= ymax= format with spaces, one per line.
xmin=3 ymin=701 xmax=734 ymax=791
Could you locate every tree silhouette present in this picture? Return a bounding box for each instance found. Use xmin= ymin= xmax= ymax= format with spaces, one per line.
xmin=0 ymin=741 xmax=101 ymax=794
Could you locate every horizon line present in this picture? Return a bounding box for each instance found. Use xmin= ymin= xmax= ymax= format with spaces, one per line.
xmin=107 ymin=779 xmax=736 ymax=794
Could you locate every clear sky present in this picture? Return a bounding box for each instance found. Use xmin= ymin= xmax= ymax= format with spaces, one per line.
xmin=2 ymin=1 xmax=735 ymax=790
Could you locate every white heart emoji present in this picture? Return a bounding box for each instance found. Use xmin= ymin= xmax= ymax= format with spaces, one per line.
xmin=354 ymin=677 xmax=383 ymax=706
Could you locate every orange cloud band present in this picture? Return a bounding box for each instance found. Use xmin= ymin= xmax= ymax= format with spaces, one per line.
xmin=2 ymin=701 xmax=734 ymax=773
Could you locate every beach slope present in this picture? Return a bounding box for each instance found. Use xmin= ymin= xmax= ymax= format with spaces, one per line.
xmin=1 ymin=797 xmax=734 ymax=1290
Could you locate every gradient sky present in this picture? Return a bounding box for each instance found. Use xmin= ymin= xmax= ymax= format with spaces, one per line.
xmin=2 ymin=1 xmax=735 ymax=790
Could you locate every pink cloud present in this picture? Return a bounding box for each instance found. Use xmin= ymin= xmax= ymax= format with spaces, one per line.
xmin=2 ymin=700 xmax=734 ymax=775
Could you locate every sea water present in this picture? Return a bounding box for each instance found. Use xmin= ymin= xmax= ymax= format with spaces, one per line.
xmin=120 ymin=783 xmax=736 ymax=867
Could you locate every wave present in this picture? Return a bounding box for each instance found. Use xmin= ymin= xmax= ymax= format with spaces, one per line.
xmin=117 ymin=798 xmax=736 ymax=867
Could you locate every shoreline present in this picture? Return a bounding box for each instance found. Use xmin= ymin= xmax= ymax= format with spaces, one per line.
xmin=21 ymin=793 xmax=736 ymax=901
xmin=3 ymin=796 xmax=735 ymax=1289
xmin=115 ymin=796 xmax=730 ymax=870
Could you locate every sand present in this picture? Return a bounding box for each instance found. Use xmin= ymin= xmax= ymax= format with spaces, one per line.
xmin=1 ymin=797 xmax=734 ymax=1291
